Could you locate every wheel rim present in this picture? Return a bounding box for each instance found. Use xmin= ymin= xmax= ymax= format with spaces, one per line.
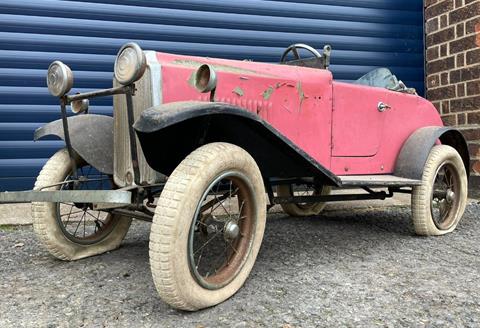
xmin=188 ymin=171 xmax=256 ymax=290
xmin=289 ymin=183 xmax=322 ymax=210
xmin=55 ymin=165 xmax=118 ymax=245
xmin=430 ymin=160 xmax=461 ymax=230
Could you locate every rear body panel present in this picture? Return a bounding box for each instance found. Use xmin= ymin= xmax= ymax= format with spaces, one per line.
xmin=331 ymin=82 xmax=443 ymax=175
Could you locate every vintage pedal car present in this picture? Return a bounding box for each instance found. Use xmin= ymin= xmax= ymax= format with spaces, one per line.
xmin=0 ymin=43 xmax=470 ymax=310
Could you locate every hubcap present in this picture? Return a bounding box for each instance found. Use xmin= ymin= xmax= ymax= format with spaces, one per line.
xmin=224 ymin=220 xmax=240 ymax=241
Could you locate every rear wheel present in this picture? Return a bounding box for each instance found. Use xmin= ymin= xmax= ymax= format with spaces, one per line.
xmin=32 ymin=149 xmax=132 ymax=260
xmin=412 ymin=145 xmax=468 ymax=236
xmin=277 ymin=183 xmax=331 ymax=217
xmin=149 ymin=143 xmax=266 ymax=311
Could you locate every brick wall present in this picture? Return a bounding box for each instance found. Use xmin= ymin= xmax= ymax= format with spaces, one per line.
xmin=425 ymin=0 xmax=480 ymax=195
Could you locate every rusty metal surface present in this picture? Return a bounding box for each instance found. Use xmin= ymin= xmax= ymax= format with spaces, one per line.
xmin=34 ymin=114 xmax=114 ymax=175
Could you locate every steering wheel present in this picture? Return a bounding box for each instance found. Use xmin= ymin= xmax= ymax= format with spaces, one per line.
xmin=280 ymin=43 xmax=322 ymax=63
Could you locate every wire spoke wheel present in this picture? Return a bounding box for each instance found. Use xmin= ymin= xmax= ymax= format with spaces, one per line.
xmin=189 ymin=172 xmax=255 ymax=290
xmin=412 ymin=145 xmax=468 ymax=236
xmin=32 ymin=149 xmax=132 ymax=260
xmin=56 ymin=165 xmax=117 ymax=245
xmin=149 ymin=143 xmax=266 ymax=311
xmin=430 ymin=161 xmax=461 ymax=230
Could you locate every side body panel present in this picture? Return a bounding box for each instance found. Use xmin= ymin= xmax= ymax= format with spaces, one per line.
xmin=330 ymin=82 xmax=444 ymax=175
xmin=156 ymin=52 xmax=334 ymax=169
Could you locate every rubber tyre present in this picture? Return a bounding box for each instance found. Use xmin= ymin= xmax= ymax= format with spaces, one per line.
xmin=149 ymin=143 xmax=266 ymax=311
xmin=32 ymin=149 xmax=132 ymax=261
xmin=277 ymin=184 xmax=331 ymax=217
xmin=411 ymin=145 xmax=468 ymax=236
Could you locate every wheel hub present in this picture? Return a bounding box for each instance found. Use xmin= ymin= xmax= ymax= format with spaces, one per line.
xmin=224 ymin=220 xmax=240 ymax=241
xmin=446 ymin=189 xmax=455 ymax=204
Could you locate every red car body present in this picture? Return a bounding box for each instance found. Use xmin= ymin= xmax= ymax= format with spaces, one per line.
xmin=156 ymin=51 xmax=443 ymax=176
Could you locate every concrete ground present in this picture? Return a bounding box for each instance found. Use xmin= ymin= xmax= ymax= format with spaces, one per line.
xmin=0 ymin=193 xmax=479 ymax=327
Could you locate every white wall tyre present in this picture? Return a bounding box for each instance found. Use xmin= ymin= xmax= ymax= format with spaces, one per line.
xmin=32 ymin=149 xmax=132 ymax=261
xmin=149 ymin=142 xmax=266 ymax=311
xmin=412 ymin=145 xmax=468 ymax=236
xmin=277 ymin=183 xmax=331 ymax=217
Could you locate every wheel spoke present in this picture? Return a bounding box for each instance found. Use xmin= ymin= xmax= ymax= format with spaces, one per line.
xmin=193 ymin=229 xmax=223 ymax=255
xmin=73 ymin=212 xmax=86 ymax=237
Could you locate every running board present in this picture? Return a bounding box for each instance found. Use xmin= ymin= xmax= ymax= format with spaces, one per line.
xmin=0 ymin=190 xmax=132 ymax=205
xmin=338 ymin=175 xmax=422 ymax=187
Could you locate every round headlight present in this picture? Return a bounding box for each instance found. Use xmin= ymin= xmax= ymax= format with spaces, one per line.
xmin=194 ymin=64 xmax=217 ymax=93
xmin=114 ymin=42 xmax=147 ymax=85
xmin=46 ymin=61 xmax=73 ymax=97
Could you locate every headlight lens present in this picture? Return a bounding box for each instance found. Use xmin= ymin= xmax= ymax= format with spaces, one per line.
xmin=194 ymin=64 xmax=217 ymax=93
xmin=114 ymin=42 xmax=146 ymax=85
xmin=46 ymin=61 xmax=73 ymax=97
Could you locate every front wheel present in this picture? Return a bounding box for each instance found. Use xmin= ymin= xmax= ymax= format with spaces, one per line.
xmin=32 ymin=149 xmax=132 ymax=260
xmin=412 ymin=145 xmax=468 ymax=236
xmin=149 ymin=143 xmax=266 ymax=311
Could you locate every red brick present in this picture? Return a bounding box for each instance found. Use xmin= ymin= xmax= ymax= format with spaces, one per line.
xmin=473 ymin=160 xmax=480 ymax=174
xmin=427 ymin=74 xmax=441 ymax=88
xmin=457 ymin=83 xmax=466 ymax=97
xmin=426 ymin=0 xmax=440 ymax=7
xmin=441 ymin=72 xmax=449 ymax=85
xmin=442 ymin=114 xmax=457 ymax=125
xmin=456 ymin=23 xmax=465 ymax=37
xmin=442 ymin=100 xmax=451 ymax=113
xmin=466 ymin=48 xmax=480 ymax=65
xmin=458 ymin=112 xmax=467 ymax=124
xmin=426 ymin=18 xmax=440 ymax=34
xmin=450 ymin=34 xmax=478 ymax=54
xmin=469 ymin=142 xmax=480 ymax=157
xmin=427 ymin=85 xmax=456 ymax=100
xmin=456 ymin=53 xmax=465 ymax=67
xmin=440 ymin=14 xmax=449 ymax=28
xmin=427 ymin=47 xmax=440 ymax=61
xmin=449 ymin=64 xmax=480 ymax=83
xmin=426 ymin=0 xmax=454 ymax=20
xmin=450 ymin=1 xmax=480 ymax=24
xmin=450 ymin=95 xmax=480 ymax=112
xmin=427 ymin=56 xmax=456 ymax=74
xmin=433 ymin=101 xmax=442 ymax=112
xmin=467 ymin=111 xmax=480 ymax=124
xmin=459 ymin=125 xmax=480 ymax=141
xmin=465 ymin=17 xmax=480 ymax=34
xmin=441 ymin=44 xmax=449 ymax=57
xmin=426 ymin=27 xmax=456 ymax=46
xmin=467 ymin=81 xmax=480 ymax=96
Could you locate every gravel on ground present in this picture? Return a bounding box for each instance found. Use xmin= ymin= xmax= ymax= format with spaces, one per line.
xmin=1 ymin=202 xmax=479 ymax=327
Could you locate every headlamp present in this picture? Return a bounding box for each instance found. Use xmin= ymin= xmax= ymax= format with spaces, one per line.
xmin=46 ymin=61 xmax=73 ymax=97
xmin=114 ymin=42 xmax=146 ymax=85
xmin=194 ymin=64 xmax=217 ymax=93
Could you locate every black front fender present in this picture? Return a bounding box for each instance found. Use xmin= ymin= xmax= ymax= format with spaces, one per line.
xmin=34 ymin=114 xmax=114 ymax=174
xmin=134 ymin=101 xmax=340 ymax=186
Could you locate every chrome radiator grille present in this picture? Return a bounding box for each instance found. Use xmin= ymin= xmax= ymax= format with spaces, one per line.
xmin=113 ymin=52 xmax=161 ymax=187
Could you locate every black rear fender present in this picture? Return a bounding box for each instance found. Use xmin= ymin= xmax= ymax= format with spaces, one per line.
xmin=394 ymin=126 xmax=470 ymax=180
xmin=133 ymin=101 xmax=340 ymax=186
